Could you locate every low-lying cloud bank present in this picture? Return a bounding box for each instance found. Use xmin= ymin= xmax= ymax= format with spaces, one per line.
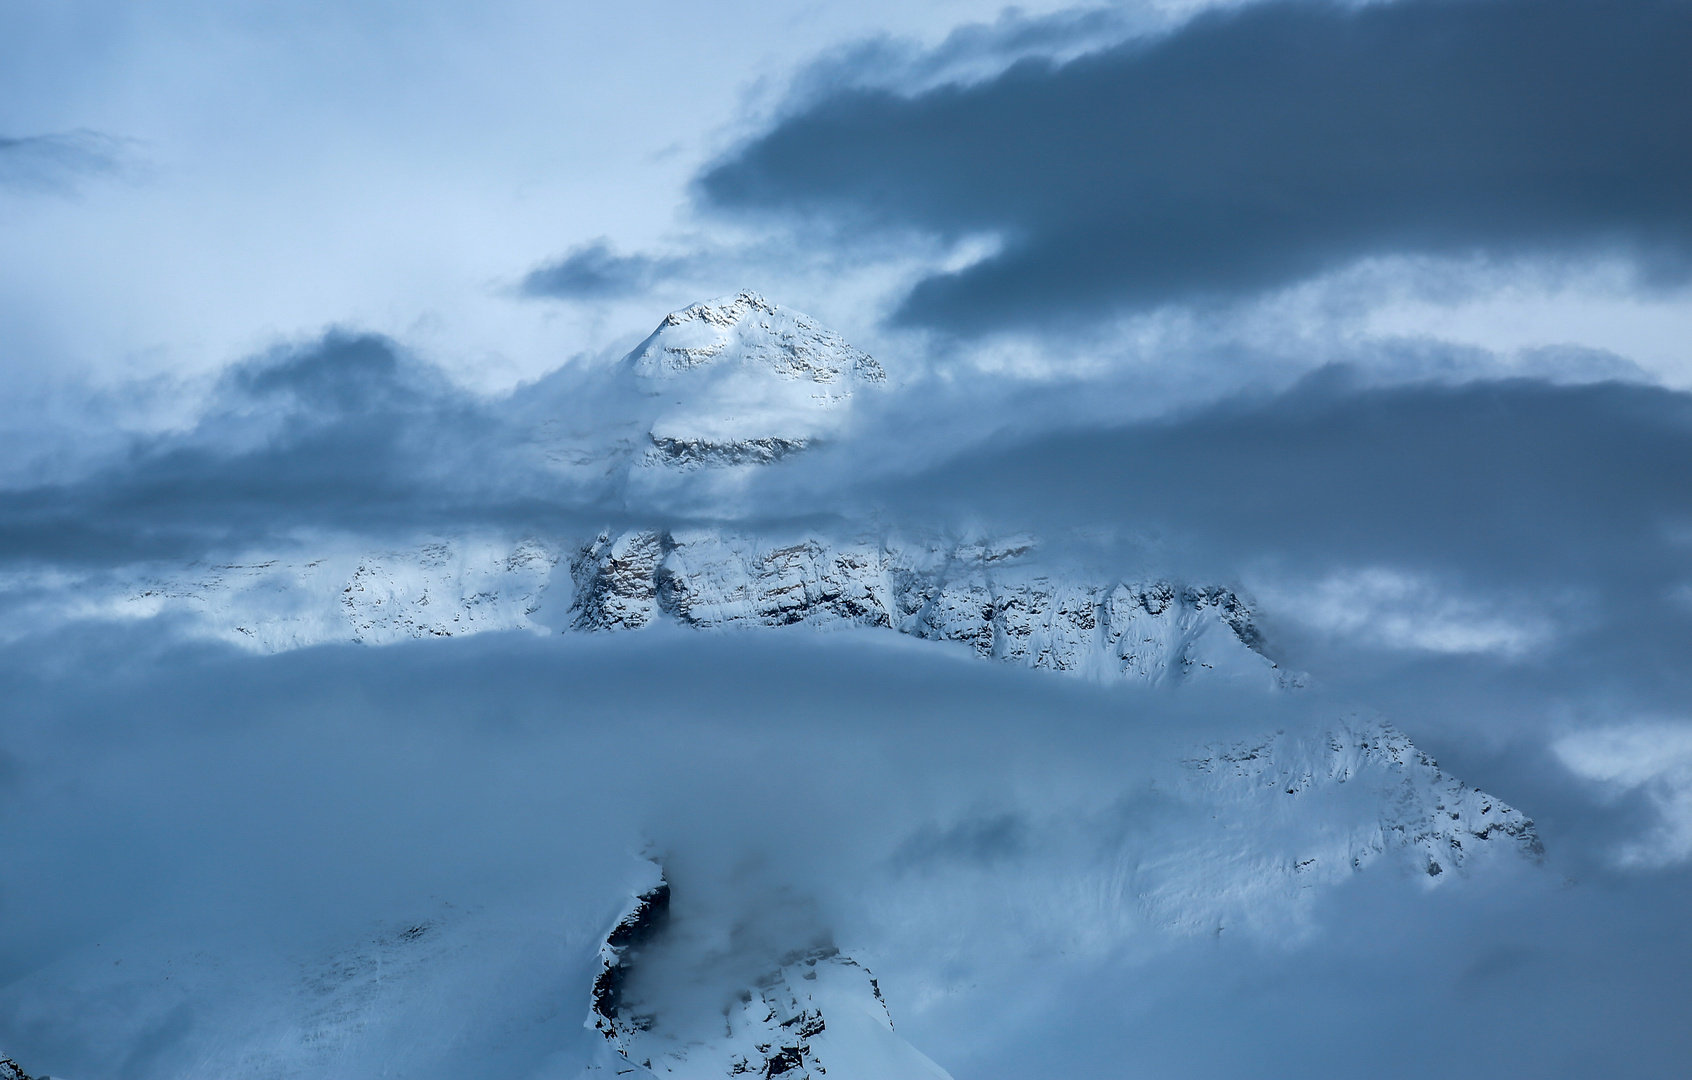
xmin=0 ymin=627 xmax=1687 ymax=1079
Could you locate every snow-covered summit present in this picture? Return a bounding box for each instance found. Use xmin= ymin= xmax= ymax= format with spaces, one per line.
xmin=621 ymin=292 xmax=885 ymax=469
xmin=525 ymin=293 xmax=885 ymax=480
xmin=627 ymin=291 xmax=885 ymax=386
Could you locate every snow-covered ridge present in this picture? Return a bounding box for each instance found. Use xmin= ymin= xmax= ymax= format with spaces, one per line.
xmin=80 ymin=530 xmax=1298 ymax=689
xmin=1159 ymin=722 xmax=1542 ymax=915
xmin=573 ymin=529 xmax=1296 ymax=687
xmin=870 ymin=718 xmax=1544 ymax=977
xmin=579 ymin=722 xmax=1542 ymax=1080
xmin=1181 ymin=723 xmax=1542 ymax=879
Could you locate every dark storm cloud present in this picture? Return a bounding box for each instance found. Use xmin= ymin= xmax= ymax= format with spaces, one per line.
xmin=0 ymin=129 xmax=131 ymax=193
xmin=520 ymin=240 xmax=696 ymax=300
xmin=784 ymin=4 xmax=1134 ymax=102
xmin=0 ymin=332 xmax=591 ymax=563
xmin=700 ymin=0 xmax=1692 ymax=331
xmin=850 ymin=372 xmax=1692 ymax=733
xmin=876 ymin=374 xmax=1692 ymax=578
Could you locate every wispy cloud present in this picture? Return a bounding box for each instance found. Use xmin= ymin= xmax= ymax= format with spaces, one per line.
xmin=519 ymin=239 xmax=700 ymax=300
xmin=1259 ymin=568 xmax=1555 ymax=657
xmin=0 ymin=129 xmax=134 ymax=194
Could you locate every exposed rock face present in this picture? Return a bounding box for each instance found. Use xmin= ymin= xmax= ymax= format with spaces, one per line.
xmin=646 ymin=435 xmax=810 ymax=469
xmin=102 ymin=528 xmax=1301 ymax=687
xmin=571 ymin=531 xmax=666 ymax=631
xmin=592 ymin=878 xmax=673 ymax=1044
xmin=574 ymin=529 xmax=1294 ymax=687
xmin=589 ymin=871 xmax=951 ymax=1080
xmin=0 ymin=1058 xmax=36 ymax=1080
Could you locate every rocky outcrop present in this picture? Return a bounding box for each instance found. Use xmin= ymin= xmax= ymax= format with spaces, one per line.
xmin=106 ymin=527 xmax=1300 ymax=687
xmin=573 ymin=529 xmax=1295 ymax=687
xmin=570 ymin=532 xmax=666 ymax=631
xmin=589 ymin=870 xmax=951 ymax=1080
xmin=645 ymin=436 xmax=810 ymax=469
xmin=592 ymin=877 xmax=671 ymax=1044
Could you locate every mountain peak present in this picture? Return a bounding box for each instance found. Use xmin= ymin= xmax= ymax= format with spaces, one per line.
xmin=626 ymin=291 xmax=886 ymax=386
xmin=613 ymin=293 xmax=886 ymax=469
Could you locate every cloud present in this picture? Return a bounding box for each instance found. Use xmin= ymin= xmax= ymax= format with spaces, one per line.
xmin=0 ymin=129 xmax=132 ymax=194
xmin=11 ymin=623 xmax=1686 ymax=1080
xmin=1258 ymin=568 xmax=1554 ymax=657
xmin=1554 ymin=722 xmax=1692 ymax=866
xmin=853 ymin=373 xmax=1692 ymax=588
xmin=519 ymin=240 xmax=698 ymax=300
xmin=782 ymin=5 xmax=1140 ymax=104
xmin=699 ymin=0 xmax=1692 ymax=332
xmin=758 ymin=369 xmax=1692 ymax=720
xmin=8 ymin=325 xmax=1692 ymax=749
xmin=889 ymin=812 xmax=1029 ymax=869
xmin=0 ymin=331 xmax=600 ymax=564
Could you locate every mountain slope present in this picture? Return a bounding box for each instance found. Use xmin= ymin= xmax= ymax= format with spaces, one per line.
xmin=588 ymin=871 xmax=952 ymax=1080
